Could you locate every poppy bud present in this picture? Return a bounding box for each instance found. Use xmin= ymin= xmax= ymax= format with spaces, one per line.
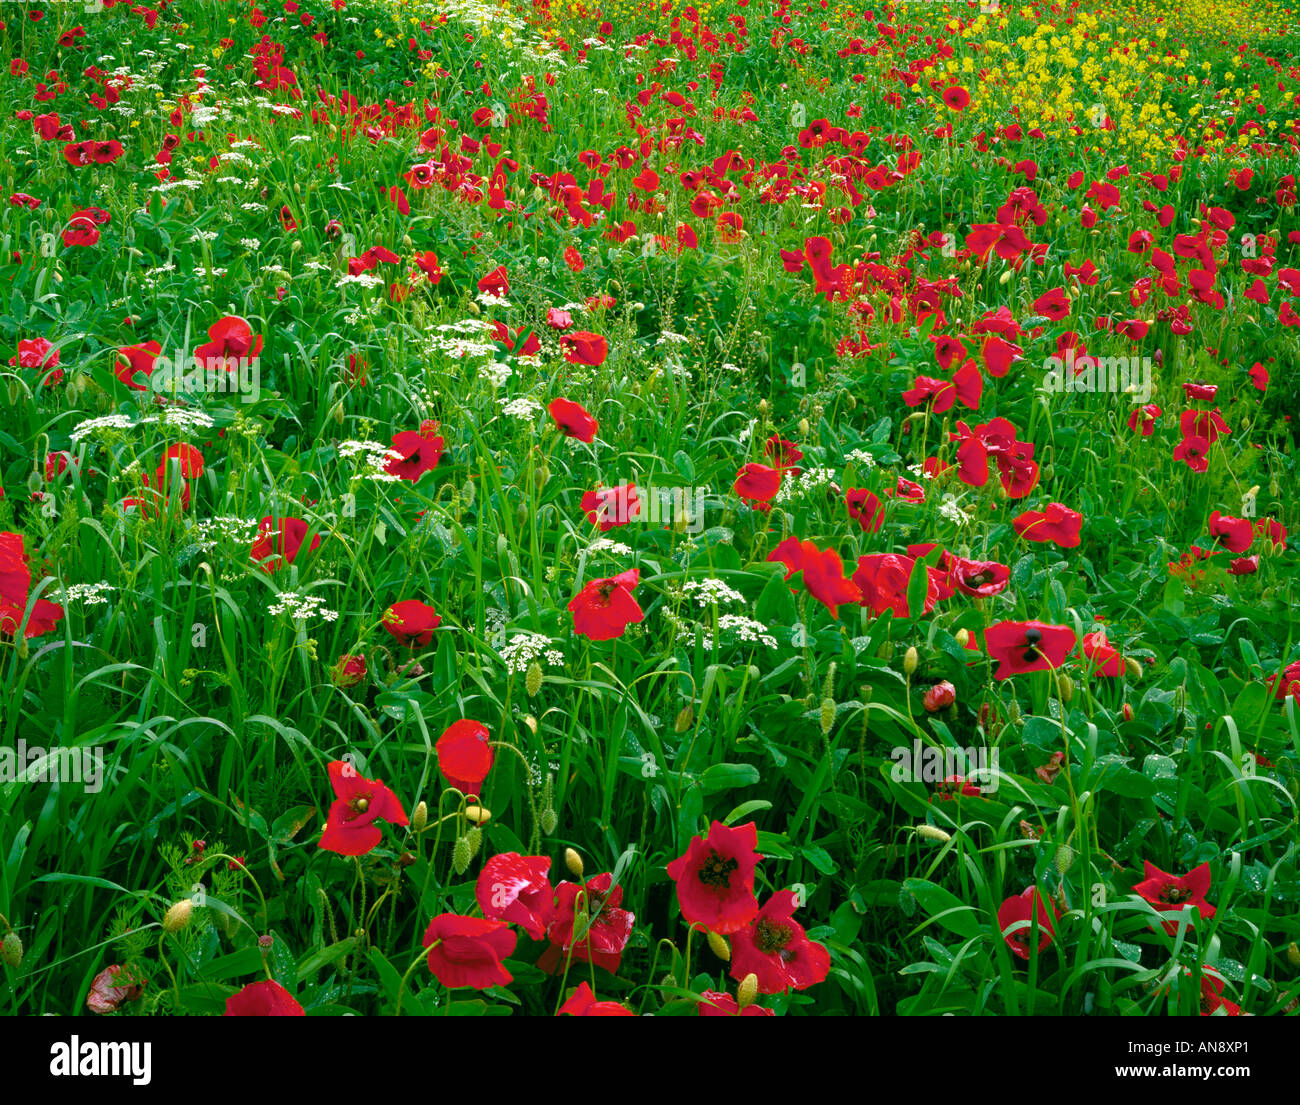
xmin=1057 ymin=673 xmax=1075 ymax=703
xmin=954 ymin=628 xmax=970 ymax=646
xmin=737 ymin=972 xmax=759 ymax=1008
xmin=465 ymin=826 xmax=482 ymax=859
xmin=674 ymin=705 xmax=695 ymax=733
xmin=525 ymin=659 xmax=543 ymax=697
xmin=1122 ymin=702 xmax=1134 ymax=722
xmin=757 ymin=399 xmax=769 ymax=417
xmin=706 ymin=930 xmax=730 ymax=961
xmin=540 ymin=807 xmax=558 ymax=835
xmin=1008 ymin=700 xmax=1022 ymax=725
xmin=451 ymin=836 xmax=472 ymax=874
xmin=523 ymin=714 xmax=537 ymax=735
xmin=1124 ymin=656 xmax=1142 ymax=680
xmin=565 ymin=848 xmax=584 ymax=878
xmin=163 ymin=899 xmax=193 ymax=933
xmin=1288 ymin=942 xmax=1300 ymax=968
xmin=464 ymin=804 xmax=491 ymax=825
xmin=1 ymin=931 xmax=22 ymax=969
xmin=877 ymin=641 xmax=894 ymax=661
xmin=916 ymin=824 xmax=951 ymax=843
xmin=798 ymin=417 xmax=809 ymax=436
xmin=999 ymin=269 xmax=1012 ymax=284
xmin=903 ymin=646 xmax=919 ymax=676
xmin=1054 ymin=843 xmax=1076 ymax=874
xmin=819 ymin=696 xmax=835 ymax=734
xmin=412 ymin=800 xmax=428 ymax=833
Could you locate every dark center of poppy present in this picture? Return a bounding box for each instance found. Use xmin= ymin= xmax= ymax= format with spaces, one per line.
xmin=697 ymin=850 xmax=738 ymax=889
xmin=1159 ymin=886 xmax=1191 ymax=905
xmin=348 ymin=794 xmax=370 ymax=818
xmin=754 ymin=918 xmax=794 ymax=955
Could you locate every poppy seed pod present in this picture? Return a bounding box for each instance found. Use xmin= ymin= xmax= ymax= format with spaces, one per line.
xmin=903 ymin=646 xmax=919 ymax=676
xmin=451 ymin=836 xmax=472 ymax=874
xmin=737 ymin=972 xmax=759 ymax=1008
xmin=163 ymin=899 xmax=193 ymax=933
xmin=565 ymin=848 xmax=584 ymax=879
xmin=1057 ymin=673 xmax=1075 ymax=703
xmin=1 ymin=931 xmax=22 ymax=969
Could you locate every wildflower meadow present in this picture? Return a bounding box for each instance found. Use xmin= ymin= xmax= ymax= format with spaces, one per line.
xmin=0 ymin=0 xmax=1298 ymax=1051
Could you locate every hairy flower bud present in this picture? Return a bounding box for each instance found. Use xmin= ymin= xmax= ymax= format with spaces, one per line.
xmin=737 ymin=973 xmax=759 ymax=1008
xmin=903 ymin=646 xmax=919 ymax=676
xmin=412 ymin=801 xmax=428 ymax=834
xmin=1 ymin=931 xmax=22 ymax=969
xmin=707 ymin=930 xmax=731 ymax=962
xmin=525 ymin=659 xmax=544 ymax=697
xmin=451 ymin=836 xmax=472 ymax=874
xmin=565 ymin=848 xmax=584 ymax=879
xmin=916 ymin=824 xmax=951 ymax=843
xmin=163 ymin=899 xmax=193 ymax=934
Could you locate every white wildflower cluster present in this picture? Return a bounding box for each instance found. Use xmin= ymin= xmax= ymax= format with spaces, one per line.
xmin=845 ymin=448 xmax=877 ymax=469
xmin=775 ymin=467 xmax=838 ymax=503
xmin=682 ymin=578 xmax=746 ymax=607
xmin=336 ymin=273 xmax=385 ymax=289
xmin=587 ymin=537 xmax=633 ymax=556
xmin=479 ymin=360 xmax=513 ymax=387
xmin=190 ymin=230 xmax=220 ymax=244
xmin=718 ymin=614 xmax=778 ymax=649
xmin=49 ymin=582 xmax=115 ymax=606
xmin=70 ymin=414 xmax=134 ymax=445
xmin=499 ymin=396 xmax=542 ymax=421
xmin=938 ymin=494 xmax=973 ymax=527
xmin=267 ymin=591 xmax=339 ymax=622
xmin=190 ymin=516 xmax=261 ymax=551
xmin=476 ymin=291 xmax=511 ymax=309
xmin=498 ymin=632 xmax=563 ymax=675
xmin=339 ymin=439 xmax=403 ymax=483
xmin=428 ymin=334 xmax=498 ymax=359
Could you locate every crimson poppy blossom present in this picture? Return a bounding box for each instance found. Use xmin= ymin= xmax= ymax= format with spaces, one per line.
xmin=947 ymin=556 xmax=1010 ymax=597
xmin=559 ymin=330 xmax=608 ymax=366
xmin=852 ymin=553 xmax=938 ymax=619
xmin=538 ymin=872 xmax=635 ymax=974
xmin=436 ymin=719 xmax=494 ymax=795
xmin=116 ymin=341 xmax=161 ymax=390
xmin=1266 ymin=660 xmax=1300 ymax=700
xmin=582 ymin=483 xmax=639 ymax=530
xmin=548 ymin=397 xmax=599 ymax=442
xmin=477 ymin=265 xmax=510 ymax=298
xmin=319 ymin=759 xmax=408 ymax=856
xmin=382 ymin=599 xmax=441 ymax=647
xmin=698 ymin=991 xmax=774 ymax=1016
xmin=728 ymin=890 xmax=831 ymax=994
xmin=422 ymin=914 xmax=516 ymax=989
xmin=557 ymin=981 xmax=635 ymax=1016
xmin=224 ymin=978 xmax=305 ymax=1016
xmin=1207 ymin=510 xmax=1253 ymax=553
xmin=476 ymin=853 xmax=553 ymax=939
xmin=667 ymin=820 xmax=761 ymax=934
xmin=1133 ymin=861 xmax=1216 ymax=932
xmin=997 ymin=887 xmax=1059 ymax=960
xmin=1172 ymin=435 xmax=1211 ymax=473
xmin=250 ymin=516 xmax=320 ymax=572
xmin=1012 ymin=502 xmax=1083 ymax=548
xmin=845 ymin=488 xmax=885 ymax=532
xmin=385 ymin=423 xmax=445 ymax=482
xmin=193 ymin=315 xmax=262 ymax=372
xmin=984 ymin=620 xmax=1077 ymax=680
xmin=733 ymin=462 xmax=782 ymax=507
xmin=568 ymin=568 xmax=644 ymax=640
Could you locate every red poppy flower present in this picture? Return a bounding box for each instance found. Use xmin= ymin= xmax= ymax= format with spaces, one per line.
xmin=568 ymin=568 xmax=644 ymax=640
xmin=116 ymin=341 xmax=161 ymax=390
xmin=922 ymin=681 xmax=956 ymax=712
xmin=1207 ymin=511 xmax=1253 ymax=554
xmin=1127 ymin=403 xmax=1162 ymax=435
xmin=1133 ymin=861 xmax=1216 ymax=932
xmin=852 ymin=553 xmax=938 ymax=619
xmin=733 ymin=462 xmax=782 ymax=507
xmin=666 ymin=820 xmax=761 ymax=935
xmin=1266 ymin=660 xmax=1300 ymax=700
xmin=193 ymin=315 xmax=262 ymax=372
xmin=319 ymin=759 xmax=408 ymax=856
xmin=1012 ymin=502 xmax=1083 ymax=548
xmin=86 ymin=965 xmax=146 ymax=1014
xmin=698 ymin=991 xmax=774 ymax=1016
xmin=947 ymin=556 xmax=1010 ymax=597
xmin=250 ymin=516 xmax=320 ymax=572
xmin=477 ymin=265 xmax=510 ymax=298
xmin=224 ymin=978 xmax=305 ymax=1016
xmin=548 ymin=397 xmax=599 ymax=442
xmin=984 ymin=620 xmax=1077 ymax=680
xmin=1172 ymin=435 xmax=1210 ymax=473
xmin=1197 ymin=968 xmax=1242 ymax=1016
xmin=582 ymin=483 xmax=639 ymax=530
xmin=845 ymin=488 xmax=885 ymax=532
xmin=385 ymin=425 xmax=445 ymax=482
xmin=476 ymin=853 xmax=553 ymax=940
xmin=728 ymin=890 xmax=831 ymax=994
xmin=382 ymin=599 xmax=441 ymax=647
xmin=1081 ymin=630 xmax=1124 ymax=676
xmin=160 ymin=443 xmax=204 ymax=480
xmin=538 ymin=872 xmax=636 ymax=974
xmin=436 ymin=719 xmax=494 ymax=795
xmin=557 ymin=981 xmax=635 ymax=1016
xmin=559 ymin=330 xmax=608 ymax=366
xmin=942 ymin=86 xmax=970 ymax=111
xmin=764 ymin=436 xmax=803 ymax=471
xmin=422 ymin=914 xmax=516 ymax=989
xmin=997 ymin=887 xmax=1059 ymax=960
